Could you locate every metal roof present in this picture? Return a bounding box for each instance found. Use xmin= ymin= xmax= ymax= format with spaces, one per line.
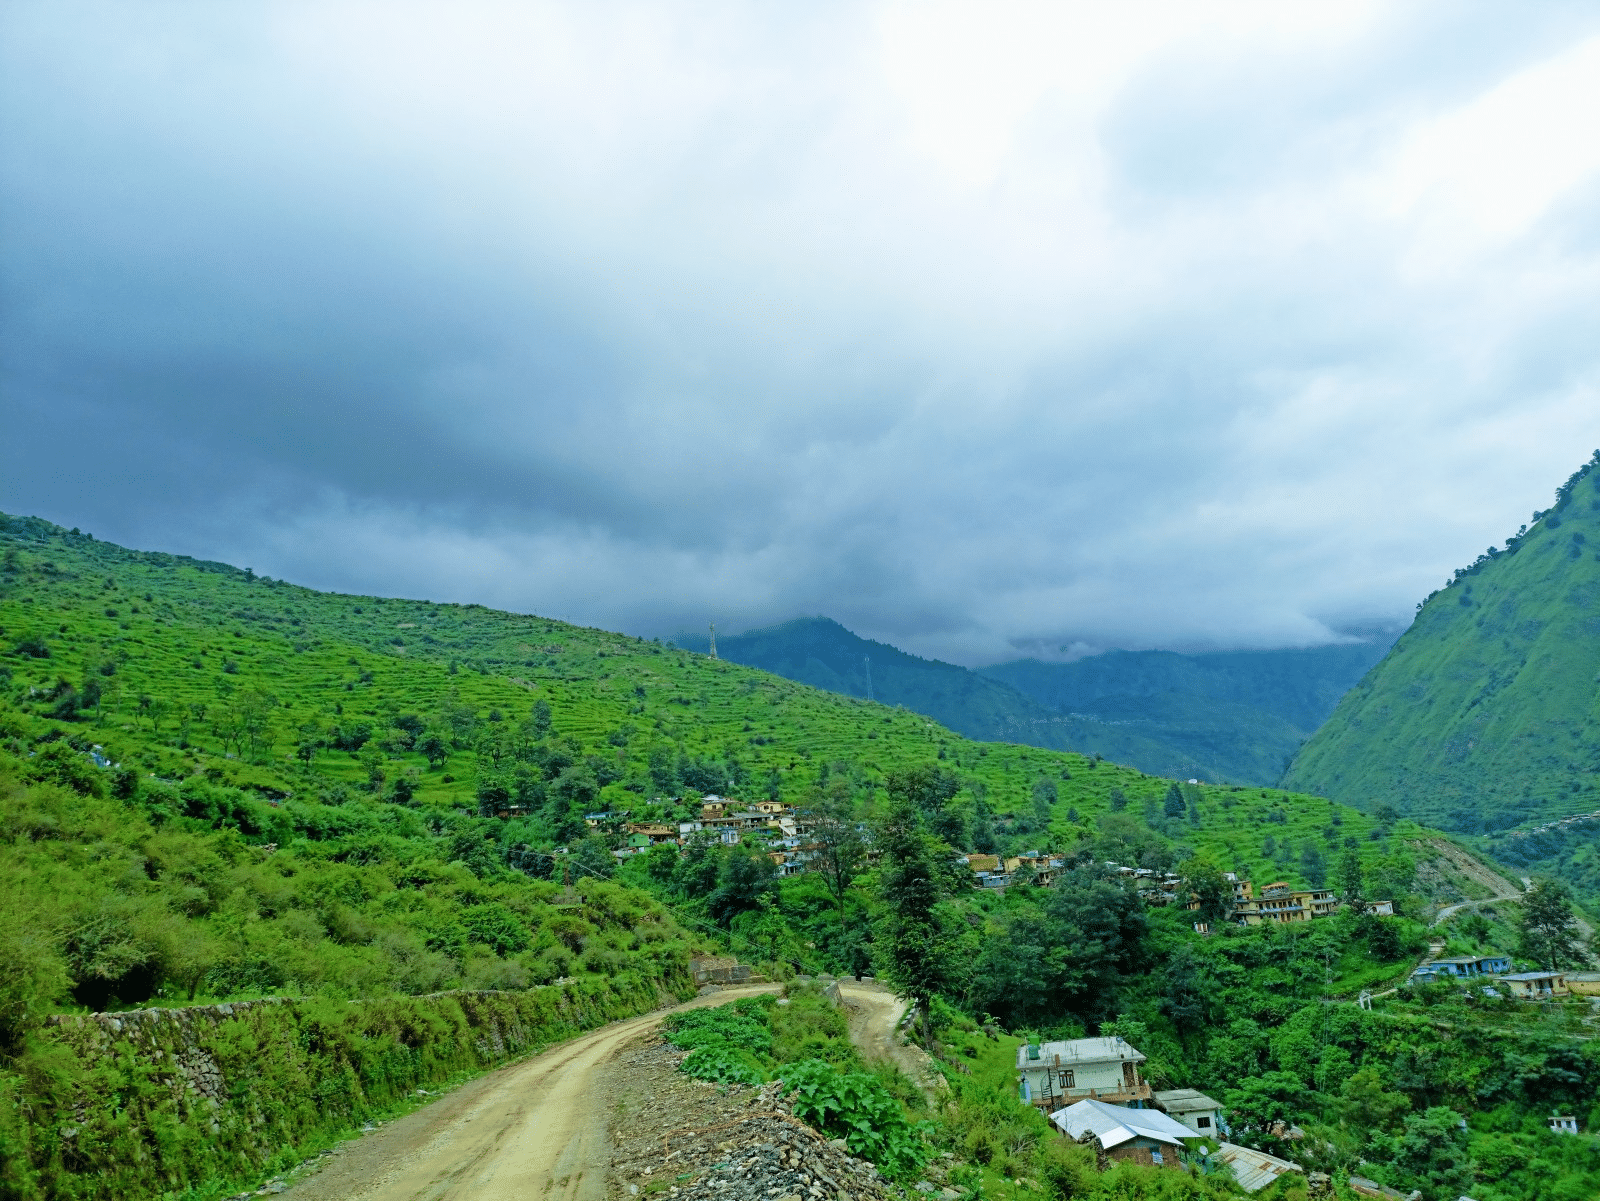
xmin=1048 ymin=1099 xmax=1196 ymax=1150
xmin=1210 ymin=1142 xmax=1302 ymax=1193
xmin=1154 ymin=1088 xmax=1222 ymax=1113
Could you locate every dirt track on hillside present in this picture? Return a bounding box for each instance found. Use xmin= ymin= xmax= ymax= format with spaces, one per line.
xmin=281 ymin=985 xmax=779 ymax=1201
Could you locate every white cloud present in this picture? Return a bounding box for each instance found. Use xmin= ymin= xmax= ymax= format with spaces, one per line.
xmin=4 ymin=0 xmax=1600 ymax=665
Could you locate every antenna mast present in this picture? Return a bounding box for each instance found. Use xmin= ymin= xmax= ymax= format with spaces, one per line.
xmin=864 ymin=654 xmax=873 ymax=702
xmin=708 ymin=623 xmax=717 ymax=660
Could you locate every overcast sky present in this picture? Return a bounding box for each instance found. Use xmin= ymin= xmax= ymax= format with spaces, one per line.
xmin=5 ymin=1 xmax=1600 ymax=664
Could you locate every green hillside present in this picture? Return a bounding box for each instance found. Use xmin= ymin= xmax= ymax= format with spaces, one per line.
xmin=0 ymin=513 xmax=1403 ymax=898
xmin=4 ymin=512 xmax=1597 ymax=1201
xmin=1284 ymin=451 xmax=1600 ymax=839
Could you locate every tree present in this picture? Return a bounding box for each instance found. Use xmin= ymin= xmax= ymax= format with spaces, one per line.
xmin=418 ymin=730 xmax=450 ymax=768
xmin=1108 ymin=787 xmax=1128 ymax=812
xmin=1300 ymin=845 xmax=1327 ymax=888
xmin=295 ymin=721 xmax=322 ymax=769
xmin=1031 ymin=778 xmax=1057 ymax=823
xmin=1519 ymin=879 xmax=1581 ymax=970
xmin=708 ymin=848 xmax=777 ymax=926
xmin=873 ymin=789 xmax=958 ymax=1044
xmin=808 ymin=782 xmax=865 ymax=923
xmin=1377 ymin=1107 xmax=1473 ymax=1200
xmin=1163 ymin=783 xmax=1185 ymax=820
xmin=1337 ymin=846 xmax=1365 ymax=910
xmin=528 ymin=699 xmax=552 ymax=741
xmin=1180 ymin=856 xmax=1234 ymax=927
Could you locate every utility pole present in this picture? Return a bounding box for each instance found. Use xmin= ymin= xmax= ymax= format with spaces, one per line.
xmin=864 ymin=655 xmax=873 ymax=702
xmin=708 ymin=623 xmax=717 ymax=660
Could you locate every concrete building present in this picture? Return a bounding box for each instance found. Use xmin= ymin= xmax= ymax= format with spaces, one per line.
xmin=1018 ymin=1037 xmax=1152 ymax=1111
xmin=1049 ymin=1099 xmax=1196 ymax=1169
xmin=1410 ymin=955 xmax=1512 ymax=985
xmin=1504 ymin=971 xmax=1568 ymax=999
xmin=1563 ymin=971 xmax=1600 ymax=996
xmin=1153 ymin=1089 xmax=1224 ymax=1137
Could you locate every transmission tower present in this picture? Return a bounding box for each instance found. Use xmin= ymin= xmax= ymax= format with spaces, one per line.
xmin=708 ymin=623 xmax=717 ymax=660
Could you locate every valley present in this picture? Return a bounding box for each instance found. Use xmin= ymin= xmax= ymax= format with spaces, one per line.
xmin=2 ymin=509 xmax=1599 ymax=1201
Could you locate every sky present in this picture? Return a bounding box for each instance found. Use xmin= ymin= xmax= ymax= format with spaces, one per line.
xmin=5 ymin=1 xmax=1600 ymax=666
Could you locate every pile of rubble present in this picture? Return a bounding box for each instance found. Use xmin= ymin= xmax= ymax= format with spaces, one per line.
xmin=607 ymin=1050 xmax=894 ymax=1201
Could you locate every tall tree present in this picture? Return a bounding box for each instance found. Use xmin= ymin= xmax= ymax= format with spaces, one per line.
xmin=1337 ymin=846 xmax=1365 ymax=911
xmin=874 ymin=790 xmax=957 ymax=1044
xmin=1180 ymin=856 xmax=1234 ymax=927
xmin=1163 ymin=782 xmax=1186 ymax=820
xmin=1519 ymin=879 xmax=1581 ymax=970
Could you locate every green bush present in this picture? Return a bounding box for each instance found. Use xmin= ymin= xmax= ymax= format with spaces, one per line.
xmin=680 ymin=1045 xmax=764 ymax=1086
xmin=779 ymin=1058 xmax=928 ymax=1180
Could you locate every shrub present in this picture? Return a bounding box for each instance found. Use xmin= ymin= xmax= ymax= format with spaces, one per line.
xmin=779 ymin=1058 xmax=928 ymax=1180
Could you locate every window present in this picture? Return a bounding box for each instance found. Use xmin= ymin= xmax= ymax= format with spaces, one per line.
xmin=1058 ymin=1070 xmax=1074 ymax=1089
xmin=1197 ymin=1116 xmax=1211 ymax=1129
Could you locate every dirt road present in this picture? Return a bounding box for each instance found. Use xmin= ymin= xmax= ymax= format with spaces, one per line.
xmin=835 ymin=979 xmax=945 ymax=1095
xmin=284 ymin=986 xmax=778 ymax=1201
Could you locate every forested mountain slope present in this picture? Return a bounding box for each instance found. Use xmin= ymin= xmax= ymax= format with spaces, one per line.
xmin=1285 ymin=452 xmax=1600 ymax=839
xmin=683 ymin=617 xmax=1391 ymax=784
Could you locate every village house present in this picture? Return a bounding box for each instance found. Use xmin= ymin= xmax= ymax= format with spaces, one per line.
xmin=1565 ymin=972 xmax=1600 ymax=996
xmin=962 ymin=854 xmax=1010 ymax=888
xmin=1549 ymin=1113 xmax=1580 ymax=1134
xmin=1153 ymin=1089 xmax=1224 ymax=1137
xmin=1049 ymin=1099 xmax=1196 ymax=1169
xmin=1017 ymin=1037 xmax=1152 ymax=1111
xmin=1409 ymin=954 xmax=1511 ymax=986
xmin=1503 ymin=970 xmax=1568 ymax=999
xmin=1235 ymin=882 xmax=1340 ymax=924
xmin=625 ymin=822 xmax=679 ymax=845
xmin=751 ymin=800 xmax=790 ymax=815
xmin=1006 ymin=853 xmax=1066 ymax=886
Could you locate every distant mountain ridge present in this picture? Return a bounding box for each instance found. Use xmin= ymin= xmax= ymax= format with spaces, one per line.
xmin=1284 ymin=451 xmax=1600 ymax=843
xmin=675 ymin=617 xmax=1393 ymax=784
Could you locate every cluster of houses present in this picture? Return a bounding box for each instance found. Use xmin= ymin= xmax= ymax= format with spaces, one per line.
xmin=961 ymin=858 xmax=1394 ymax=928
xmin=593 ymin=797 xmax=829 ymax=875
xmin=1015 ymin=1036 xmax=1305 ymax=1191
xmin=1408 ymin=954 xmax=1600 ymax=1001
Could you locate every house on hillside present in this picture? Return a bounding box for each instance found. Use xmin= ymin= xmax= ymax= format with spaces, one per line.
xmin=625 ymin=822 xmax=679 ymax=845
xmin=1209 ymin=1143 xmax=1303 ymax=1194
xmin=1018 ymin=1037 xmax=1152 ymax=1111
xmin=1049 ymin=1099 xmax=1195 ymax=1169
xmin=1566 ymin=972 xmax=1600 ymax=996
xmin=1153 ymin=1089 xmax=1224 ymax=1137
xmin=1235 ymin=882 xmax=1339 ymax=924
xmin=961 ymin=854 xmax=1010 ymax=889
xmin=1409 ymin=954 xmax=1511 ymax=985
xmin=1504 ymin=971 xmax=1568 ymax=999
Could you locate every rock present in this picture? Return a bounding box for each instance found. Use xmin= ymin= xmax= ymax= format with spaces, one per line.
xmin=827 ymin=1139 xmax=848 ymax=1151
xmin=939 ymin=1190 xmax=961 ymax=1199
xmin=914 ymin=1184 xmax=936 ymax=1193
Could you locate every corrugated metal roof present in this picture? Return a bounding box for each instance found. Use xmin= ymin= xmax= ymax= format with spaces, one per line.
xmin=1210 ymin=1142 xmax=1301 ymax=1193
xmin=1049 ymin=1099 xmax=1195 ymax=1149
xmin=1154 ymin=1088 xmax=1222 ymax=1113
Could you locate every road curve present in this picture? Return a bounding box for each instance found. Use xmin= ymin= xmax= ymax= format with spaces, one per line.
xmin=285 ymin=985 xmax=779 ymax=1201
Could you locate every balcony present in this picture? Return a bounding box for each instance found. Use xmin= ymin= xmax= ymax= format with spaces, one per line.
xmin=1027 ymin=1082 xmax=1153 ymax=1110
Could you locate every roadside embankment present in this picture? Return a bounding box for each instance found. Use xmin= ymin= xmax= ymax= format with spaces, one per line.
xmin=0 ymin=969 xmax=692 ymax=1201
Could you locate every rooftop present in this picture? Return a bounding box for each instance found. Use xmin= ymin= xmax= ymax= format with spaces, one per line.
xmin=1154 ymin=1088 xmax=1223 ymax=1113
xmin=1504 ymin=971 xmax=1565 ymax=981
xmin=1210 ymin=1142 xmax=1302 ymax=1193
xmin=1018 ymin=1037 xmax=1146 ymax=1070
xmin=1048 ymin=1099 xmax=1196 ymax=1149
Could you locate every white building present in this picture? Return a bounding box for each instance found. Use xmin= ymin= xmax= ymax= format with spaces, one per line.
xmin=1018 ymin=1037 xmax=1151 ymax=1110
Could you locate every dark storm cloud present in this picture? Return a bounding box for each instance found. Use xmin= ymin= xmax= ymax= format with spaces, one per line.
xmin=5 ymin=0 xmax=1600 ymax=664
